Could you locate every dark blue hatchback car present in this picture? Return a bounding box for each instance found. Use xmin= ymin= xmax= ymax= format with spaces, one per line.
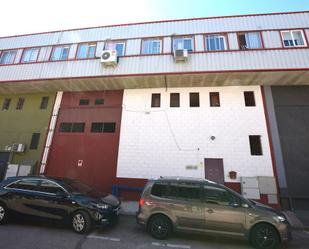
xmin=0 ymin=176 xmax=120 ymax=233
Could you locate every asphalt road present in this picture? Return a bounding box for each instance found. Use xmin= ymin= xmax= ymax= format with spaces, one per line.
xmin=0 ymin=215 xmax=309 ymax=249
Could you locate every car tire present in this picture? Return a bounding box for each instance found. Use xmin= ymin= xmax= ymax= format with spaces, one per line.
xmin=72 ymin=210 xmax=92 ymax=234
xmin=148 ymin=214 xmax=172 ymax=240
xmin=250 ymin=223 xmax=280 ymax=249
xmin=0 ymin=202 xmax=8 ymax=225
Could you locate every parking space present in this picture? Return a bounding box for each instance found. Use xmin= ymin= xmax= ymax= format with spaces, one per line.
xmin=0 ymin=215 xmax=308 ymax=249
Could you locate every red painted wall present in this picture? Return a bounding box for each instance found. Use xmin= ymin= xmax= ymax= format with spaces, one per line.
xmin=45 ymin=90 xmax=123 ymax=193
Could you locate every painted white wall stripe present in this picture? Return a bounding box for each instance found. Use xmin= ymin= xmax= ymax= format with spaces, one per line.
xmin=39 ymin=91 xmax=63 ymax=174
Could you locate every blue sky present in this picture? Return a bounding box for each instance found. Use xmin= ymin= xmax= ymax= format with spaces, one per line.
xmin=0 ymin=0 xmax=308 ymax=36
xmin=149 ymin=0 xmax=309 ymax=19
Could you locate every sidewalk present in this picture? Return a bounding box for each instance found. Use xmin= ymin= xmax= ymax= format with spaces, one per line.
xmin=120 ymin=201 xmax=309 ymax=231
xmin=294 ymin=210 xmax=309 ymax=230
xmin=282 ymin=211 xmax=306 ymax=230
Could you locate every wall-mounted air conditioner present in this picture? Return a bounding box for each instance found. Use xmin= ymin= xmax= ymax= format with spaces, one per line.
xmin=11 ymin=143 xmax=25 ymax=153
xmin=173 ymin=49 xmax=188 ymax=62
xmin=4 ymin=145 xmax=12 ymax=152
xmin=100 ymin=50 xmax=118 ymax=66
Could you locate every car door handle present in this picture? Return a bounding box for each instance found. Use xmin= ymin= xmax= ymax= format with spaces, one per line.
xmin=207 ymin=209 xmax=214 ymax=214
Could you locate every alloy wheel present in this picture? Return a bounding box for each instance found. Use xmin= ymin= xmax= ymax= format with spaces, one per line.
xmin=72 ymin=214 xmax=85 ymax=232
xmin=149 ymin=215 xmax=171 ymax=239
xmin=0 ymin=206 xmax=5 ymax=221
xmin=251 ymin=224 xmax=279 ymax=249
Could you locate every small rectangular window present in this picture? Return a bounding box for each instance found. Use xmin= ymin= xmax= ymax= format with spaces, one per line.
xmin=91 ymin=122 xmax=115 ymax=133
xmin=0 ymin=50 xmax=17 ymax=64
xmin=173 ymin=37 xmax=193 ymax=51
xmin=238 ymin=32 xmax=262 ymax=50
xmin=30 ymin=133 xmax=40 ymax=150
xmin=190 ymin=93 xmax=200 ymax=107
xmin=205 ymin=35 xmax=227 ymax=51
xmin=249 ymin=135 xmax=263 ymax=156
xmin=16 ymin=97 xmax=25 ymax=110
xmin=2 ymin=98 xmax=11 ymax=110
xmin=103 ymin=122 xmax=116 ymax=133
xmin=50 ymin=46 xmax=70 ymax=61
xmin=95 ymin=98 xmax=104 ymax=105
xmin=21 ymin=48 xmax=40 ymax=63
xmin=244 ymin=91 xmax=256 ymax=107
xmin=59 ymin=123 xmax=72 ymax=132
xmin=40 ymin=96 xmax=49 ymax=109
xmin=59 ymin=122 xmax=84 ymax=132
xmin=79 ymin=99 xmax=89 ymax=105
xmin=72 ymin=123 xmax=85 ymax=132
xmin=105 ymin=41 xmax=126 ymax=56
xmin=151 ymin=93 xmax=161 ymax=108
xmin=209 ymin=92 xmax=220 ymax=107
xmin=77 ymin=43 xmax=96 ymax=59
xmin=142 ymin=39 xmax=161 ymax=54
xmin=115 ymin=43 xmax=125 ymax=56
xmin=91 ymin=123 xmax=103 ymax=133
xmin=170 ymin=93 xmax=180 ymax=107
xmin=281 ymin=30 xmax=306 ymax=47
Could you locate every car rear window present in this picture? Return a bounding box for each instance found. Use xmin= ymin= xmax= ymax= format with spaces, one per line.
xmin=7 ymin=179 xmax=40 ymax=191
xmin=151 ymin=182 xmax=169 ymax=197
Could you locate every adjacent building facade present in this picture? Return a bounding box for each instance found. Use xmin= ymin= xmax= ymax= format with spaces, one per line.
xmin=0 ymin=11 xmax=309 ymax=209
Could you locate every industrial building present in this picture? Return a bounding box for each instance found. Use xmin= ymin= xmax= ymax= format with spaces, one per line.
xmin=0 ymin=11 xmax=309 ymax=209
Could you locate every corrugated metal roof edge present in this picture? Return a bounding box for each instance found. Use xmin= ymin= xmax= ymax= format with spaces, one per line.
xmin=0 ymin=10 xmax=309 ymax=40
xmin=0 ymin=68 xmax=309 ymax=84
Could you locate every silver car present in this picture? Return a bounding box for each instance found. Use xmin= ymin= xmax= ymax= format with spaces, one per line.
xmin=136 ymin=177 xmax=291 ymax=249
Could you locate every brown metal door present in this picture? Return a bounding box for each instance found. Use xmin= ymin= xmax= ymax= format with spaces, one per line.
xmin=204 ymin=158 xmax=224 ymax=184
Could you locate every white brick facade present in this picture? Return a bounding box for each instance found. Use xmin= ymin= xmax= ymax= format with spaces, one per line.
xmin=117 ymin=86 xmax=273 ymax=182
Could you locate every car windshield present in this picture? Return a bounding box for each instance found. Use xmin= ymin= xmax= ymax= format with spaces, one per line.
xmin=62 ymin=179 xmax=93 ymax=195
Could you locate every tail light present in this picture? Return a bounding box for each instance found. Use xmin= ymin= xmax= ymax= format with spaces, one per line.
xmin=139 ymin=198 xmax=145 ymax=207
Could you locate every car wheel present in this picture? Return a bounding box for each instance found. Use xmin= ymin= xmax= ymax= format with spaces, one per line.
xmin=250 ymin=223 xmax=280 ymax=249
xmin=0 ymin=202 xmax=7 ymax=225
xmin=148 ymin=214 xmax=172 ymax=240
xmin=72 ymin=211 xmax=92 ymax=234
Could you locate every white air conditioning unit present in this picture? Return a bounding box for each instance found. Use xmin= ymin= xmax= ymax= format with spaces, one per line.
xmin=100 ymin=50 xmax=118 ymax=66
xmin=11 ymin=143 xmax=25 ymax=153
xmin=173 ymin=49 xmax=188 ymax=62
xmin=4 ymin=145 xmax=12 ymax=152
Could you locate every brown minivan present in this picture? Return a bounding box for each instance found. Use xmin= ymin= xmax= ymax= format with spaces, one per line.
xmin=136 ymin=177 xmax=291 ymax=249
